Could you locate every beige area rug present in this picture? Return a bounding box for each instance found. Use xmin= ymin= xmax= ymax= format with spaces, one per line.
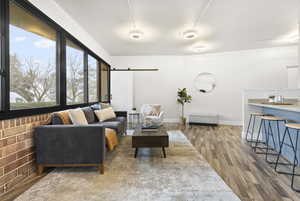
xmin=15 ymin=131 xmax=241 ymax=201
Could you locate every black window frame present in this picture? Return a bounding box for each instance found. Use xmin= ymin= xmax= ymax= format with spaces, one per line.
xmin=0 ymin=0 xmax=111 ymax=120
xmin=100 ymin=61 xmax=111 ymax=103
xmin=65 ymin=36 xmax=86 ymax=105
xmin=87 ymin=53 xmax=99 ymax=103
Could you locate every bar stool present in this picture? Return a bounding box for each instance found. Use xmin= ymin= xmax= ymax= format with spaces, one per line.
xmin=253 ymin=116 xmax=285 ymax=164
xmin=245 ymin=112 xmax=265 ymax=143
xmin=275 ymin=123 xmax=300 ymax=192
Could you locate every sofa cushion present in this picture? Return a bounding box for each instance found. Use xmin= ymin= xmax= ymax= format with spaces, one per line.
xmin=68 ymin=108 xmax=88 ymax=125
xmin=82 ymin=107 xmax=96 ymax=124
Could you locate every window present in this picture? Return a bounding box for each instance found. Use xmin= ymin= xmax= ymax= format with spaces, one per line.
xmin=9 ymin=2 xmax=57 ymax=110
xmin=88 ymin=55 xmax=98 ymax=102
xmin=66 ymin=39 xmax=84 ymax=105
xmin=100 ymin=62 xmax=109 ymax=102
xmin=0 ymin=0 xmax=110 ymax=119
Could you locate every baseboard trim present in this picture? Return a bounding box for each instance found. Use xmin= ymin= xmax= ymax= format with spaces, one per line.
xmin=164 ymin=119 xmax=242 ymax=126
xmin=218 ymin=120 xmax=243 ymax=126
xmin=164 ymin=118 xmax=180 ymax=123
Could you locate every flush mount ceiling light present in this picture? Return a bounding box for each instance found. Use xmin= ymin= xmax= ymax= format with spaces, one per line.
xmin=183 ymin=30 xmax=198 ymax=40
xmin=183 ymin=0 xmax=214 ymax=40
xmin=129 ymin=30 xmax=144 ymax=40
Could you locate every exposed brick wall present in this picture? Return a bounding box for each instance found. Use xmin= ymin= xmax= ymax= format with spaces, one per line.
xmin=0 ymin=113 xmax=51 ymax=195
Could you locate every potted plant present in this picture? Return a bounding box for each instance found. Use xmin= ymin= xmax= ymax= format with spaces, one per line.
xmin=177 ymin=88 xmax=192 ymax=125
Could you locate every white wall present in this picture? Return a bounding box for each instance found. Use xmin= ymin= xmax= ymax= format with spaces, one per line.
xmin=112 ymin=46 xmax=298 ymax=125
xmin=29 ymin=0 xmax=111 ymax=64
xmin=111 ymin=72 xmax=134 ymax=111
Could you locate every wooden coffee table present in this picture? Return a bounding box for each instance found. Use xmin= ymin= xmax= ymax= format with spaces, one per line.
xmin=132 ymin=126 xmax=169 ymax=158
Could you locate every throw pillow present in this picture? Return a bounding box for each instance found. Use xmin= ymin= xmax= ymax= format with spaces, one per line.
xmin=68 ymin=108 xmax=89 ymax=125
xmin=105 ymin=128 xmax=118 ymax=151
xmin=94 ymin=107 xmax=116 ymax=122
xmin=100 ymin=103 xmax=111 ymax=109
xmin=53 ymin=110 xmax=71 ymax=125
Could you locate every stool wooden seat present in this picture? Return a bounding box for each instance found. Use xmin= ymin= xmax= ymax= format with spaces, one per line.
xmin=250 ymin=112 xmax=264 ymax=116
xmin=261 ymin=116 xmax=284 ymax=121
xmin=285 ymin=123 xmax=300 ymax=130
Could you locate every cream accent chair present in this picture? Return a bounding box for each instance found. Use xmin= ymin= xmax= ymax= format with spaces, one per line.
xmin=140 ymin=104 xmax=164 ymax=127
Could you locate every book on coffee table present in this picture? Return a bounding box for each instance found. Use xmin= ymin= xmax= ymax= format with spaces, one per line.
xmin=142 ymin=125 xmax=159 ymax=131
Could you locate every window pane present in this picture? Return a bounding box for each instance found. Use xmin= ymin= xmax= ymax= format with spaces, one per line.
xmin=9 ymin=2 xmax=57 ymax=110
xmin=88 ymin=55 xmax=98 ymax=102
xmin=100 ymin=62 xmax=109 ymax=102
xmin=66 ymin=39 xmax=84 ymax=104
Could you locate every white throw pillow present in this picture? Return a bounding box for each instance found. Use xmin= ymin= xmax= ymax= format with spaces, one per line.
xmin=68 ymin=108 xmax=88 ymax=125
xmin=95 ymin=107 xmax=116 ymax=122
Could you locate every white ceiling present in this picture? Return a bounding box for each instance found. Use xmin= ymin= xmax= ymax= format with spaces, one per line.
xmin=54 ymin=0 xmax=299 ymax=56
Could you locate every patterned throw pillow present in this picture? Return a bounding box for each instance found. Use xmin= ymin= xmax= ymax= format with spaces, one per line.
xmin=53 ymin=110 xmax=71 ymax=125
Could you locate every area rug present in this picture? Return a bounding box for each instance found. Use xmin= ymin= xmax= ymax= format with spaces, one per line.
xmin=15 ymin=130 xmax=241 ymax=201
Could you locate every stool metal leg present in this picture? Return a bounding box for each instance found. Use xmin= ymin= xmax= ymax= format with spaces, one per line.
xmin=277 ymin=120 xmax=281 ymax=149
xmin=291 ymin=130 xmax=300 ymax=192
xmin=275 ymin=127 xmax=300 ymax=192
xmin=265 ymin=121 xmax=278 ymax=164
xmin=254 ymin=119 xmax=263 ymax=152
xmin=275 ymin=127 xmax=288 ymax=171
xmin=250 ymin=115 xmax=256 ymax=143
xmin=246 ymin=114 xmax=253 ymax=142
xmin=275 ymin=128 xmax=299 ymax=172
xmin=267 ymin=121 xmax=277 ymax=150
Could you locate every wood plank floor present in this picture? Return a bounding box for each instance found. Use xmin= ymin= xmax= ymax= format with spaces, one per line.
xmin=174 ymin=124 xmax=300 ymax=201
xmin=2 ymin=124 xmax=300 ymax=201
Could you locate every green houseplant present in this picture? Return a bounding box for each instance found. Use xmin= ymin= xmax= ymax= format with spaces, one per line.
xmin=177 ymin=88 xmax=192 ymax=125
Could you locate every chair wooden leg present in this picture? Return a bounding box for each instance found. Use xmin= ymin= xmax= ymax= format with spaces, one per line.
xmin=37 ymin=165 xmax=44 ymax=175
xmin=99 ymin=163 xmax=104 ymax=174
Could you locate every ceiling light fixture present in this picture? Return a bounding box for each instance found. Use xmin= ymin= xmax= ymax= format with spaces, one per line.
xmin=183 ymin=0 xmax=214 ymax=40
xmin=183 ymin=30 xmax=198 ymax=40
xmin=127 ymin=0 xmax=144 ymax=40
xmin=129 ymin=30 xmax=144 ymax=40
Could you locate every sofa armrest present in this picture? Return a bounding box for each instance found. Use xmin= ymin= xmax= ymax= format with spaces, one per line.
xmin=34 ymin=125 xmax=105 ymax=165
xmin=115 ymin=111 xmax=127 ymax=118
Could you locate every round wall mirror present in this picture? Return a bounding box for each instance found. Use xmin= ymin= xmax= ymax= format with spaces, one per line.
xmin=194 ymin=72 xmax=216 ymax=93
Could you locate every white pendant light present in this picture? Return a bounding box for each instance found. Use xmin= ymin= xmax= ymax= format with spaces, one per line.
xmin=129 ymin=30 xmax=144 ymax=40
xmin=183 ymin=0 xmax=214 ymax=40
xmin=183 ymin=30 xmax=198 ymax=40
xmin=127 ymin=0 xmax=144 ymax=40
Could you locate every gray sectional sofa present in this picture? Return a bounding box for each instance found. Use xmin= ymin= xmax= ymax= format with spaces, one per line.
xmin=34 ymin=105 xmax=127 ymax=174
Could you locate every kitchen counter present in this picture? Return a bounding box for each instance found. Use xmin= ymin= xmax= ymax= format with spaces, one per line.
xmin=248 ymin=102 xmax=300 ymax=113
xmin=246 ymin=99 xmax=300 ymax=163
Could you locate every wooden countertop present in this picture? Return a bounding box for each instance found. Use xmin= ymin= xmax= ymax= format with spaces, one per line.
xmin=248 ymin=102 xmax=300 ymax=113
